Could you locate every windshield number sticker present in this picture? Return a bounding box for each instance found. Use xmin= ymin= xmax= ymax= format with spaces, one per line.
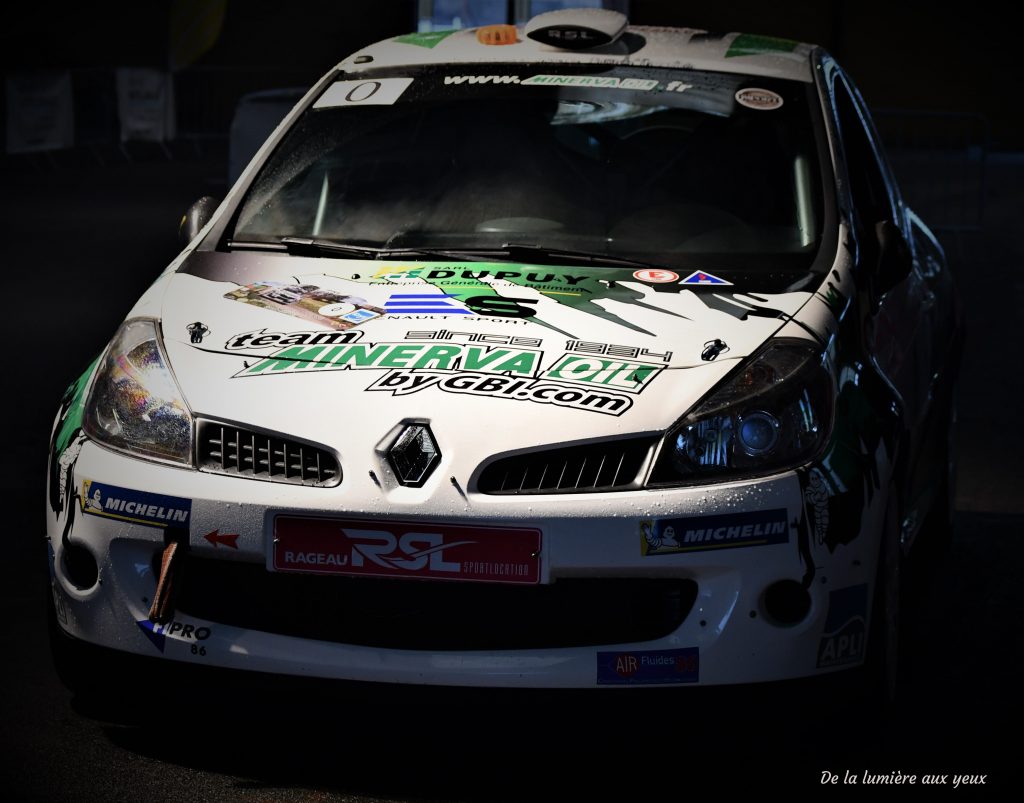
xmin=314 ymin=77 xmax=414 ymax=109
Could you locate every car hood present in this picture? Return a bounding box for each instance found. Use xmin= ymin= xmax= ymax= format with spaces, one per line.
xmin=160 ymin=251 xmax=817 ymax=465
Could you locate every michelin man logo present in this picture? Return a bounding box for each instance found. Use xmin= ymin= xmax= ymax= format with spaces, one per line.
xmin=85 ymin=486 xmax=104 ymax=512
xmin=641 ymin=521 xmax=680 ymax=551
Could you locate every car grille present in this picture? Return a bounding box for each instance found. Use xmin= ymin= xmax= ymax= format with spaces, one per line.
xmin=175 ymin=556 xmax=696 ymax=651
xmin=476 ymin=437 xmax=657 ymax=494
xmin=196 ymin=420 xmax=340 ymax=487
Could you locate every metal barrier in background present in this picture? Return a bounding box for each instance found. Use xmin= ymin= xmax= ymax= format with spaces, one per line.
xmin=872 ymin=110 xmax=989 ymax=232
xmin=174 ymin=66 xmax=316 ymax=150
xmin=3 ymin=66 xmax=317 ymax=165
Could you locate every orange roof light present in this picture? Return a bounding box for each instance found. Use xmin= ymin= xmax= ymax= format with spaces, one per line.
xmin=477 ymin=24 xmax=518 ymax=46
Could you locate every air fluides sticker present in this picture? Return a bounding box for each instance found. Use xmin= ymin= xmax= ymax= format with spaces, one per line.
xmin=81 ymin=480 xmax=191 ymax=528
xmin=597 ymin=647 xmax=699 ymax=685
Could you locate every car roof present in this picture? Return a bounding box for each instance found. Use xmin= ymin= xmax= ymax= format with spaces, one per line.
xmin=339 ymin=25 xmax=817 ymax=84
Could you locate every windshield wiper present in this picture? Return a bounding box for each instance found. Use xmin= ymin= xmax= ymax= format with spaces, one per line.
xmin=227 ymin=238 xmax=484 ymax=261
xmin=280 ymin=238 xmax=495 ymax=261
xmin=475 ymin=243 xmax=664 ymax=270
xmin=230 ymin=238 xmax=665 ymax=270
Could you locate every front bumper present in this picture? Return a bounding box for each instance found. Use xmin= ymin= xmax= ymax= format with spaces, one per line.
xmin=47 ymin=441 xmax=880 ymax=688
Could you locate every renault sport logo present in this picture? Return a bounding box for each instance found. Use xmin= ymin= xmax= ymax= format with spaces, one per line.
xmin=384 ymin=293 xmax=470 ymax=314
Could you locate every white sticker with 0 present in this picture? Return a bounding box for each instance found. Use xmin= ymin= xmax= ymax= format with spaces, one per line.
xmin=314 ymin=78 xmax=414 ymax=108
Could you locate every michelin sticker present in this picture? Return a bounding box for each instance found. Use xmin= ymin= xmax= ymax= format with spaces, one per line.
xmin=81 ymin=480 xmax=192 ymax=528
xmin=314 ymin=77 xmax=414 ymax=108
xmin=641 ymin=509 xmax=789 ymax=555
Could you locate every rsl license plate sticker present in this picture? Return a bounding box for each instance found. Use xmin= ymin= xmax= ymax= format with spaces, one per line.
xmin=272 ymin=517 xmax=542 ymax=584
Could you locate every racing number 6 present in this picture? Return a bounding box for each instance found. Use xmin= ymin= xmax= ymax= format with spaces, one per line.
xmin=345 ymin=81 xmax=382 ymax=103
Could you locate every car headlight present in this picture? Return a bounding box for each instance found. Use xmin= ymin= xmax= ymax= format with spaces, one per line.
xmin=648 ymin=340 xmax=832 ymax=485
xmin=83 ymin=318 xmax=193 ymax=465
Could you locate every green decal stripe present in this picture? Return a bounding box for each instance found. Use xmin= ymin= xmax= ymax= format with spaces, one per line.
xmin=392 ymin=30 xmax=458 ymax=49
xmin=54 ymin=356 xmax=100 ymax=460
xmin=725 ymin=33 xmax=799 ymax=58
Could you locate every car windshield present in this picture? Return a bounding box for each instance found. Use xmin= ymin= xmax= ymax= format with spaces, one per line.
xmin=233 ymin=63 xmax=826 ymax=271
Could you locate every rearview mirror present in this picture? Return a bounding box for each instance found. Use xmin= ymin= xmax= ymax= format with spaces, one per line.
xmin=873 ymin=219 xmax=912 ymax=302
xmin=178 ymin=196 xmax=220 ymax=247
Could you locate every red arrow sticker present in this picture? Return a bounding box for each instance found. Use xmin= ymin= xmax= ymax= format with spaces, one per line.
xmin=204 ymin=530 xmax=240 ymax=549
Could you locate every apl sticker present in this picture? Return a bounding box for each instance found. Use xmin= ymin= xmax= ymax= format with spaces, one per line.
xmin=680 ymin=270 xmax=733 ymax=286
xmin=817 ymin=584 xmax=868 ymax=668
xmin=597 ymin=647 xmax=699 ymax=685
xmin=734 ymin=87 xmax=784 ymax=111
xmin=81 ymin=480 xmax=191 ymax=528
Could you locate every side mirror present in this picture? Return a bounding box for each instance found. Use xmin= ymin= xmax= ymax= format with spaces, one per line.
xmin=873 ymin=219 xmax=912 ymax=301
xmin=178 ymin=196 xmax=220 ymax=247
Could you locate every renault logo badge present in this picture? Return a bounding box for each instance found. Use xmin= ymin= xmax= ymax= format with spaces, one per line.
xmin=388 ymin=424 xmax=440 ymax=487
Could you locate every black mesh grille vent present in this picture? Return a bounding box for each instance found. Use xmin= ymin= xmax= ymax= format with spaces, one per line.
xmin=477 ymin=437 xmax=656 ymax=495
xmin=176 ymin=555 xmax=697 ymax=651
xmin=196 ymin=420 xmax=340 ymax=487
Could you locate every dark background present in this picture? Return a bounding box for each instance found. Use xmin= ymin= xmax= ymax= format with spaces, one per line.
xmin=1 ymin=2 xmax=1020 ymax=799
xmin=3 ymin=0 xmax=1022 ymax=144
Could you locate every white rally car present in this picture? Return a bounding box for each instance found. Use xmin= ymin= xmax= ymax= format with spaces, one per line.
xmin=47 ymin=9 xmax=962 ymax=697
